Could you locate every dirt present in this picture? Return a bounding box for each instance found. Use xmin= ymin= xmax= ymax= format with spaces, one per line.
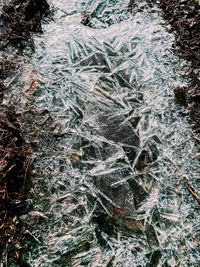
xmin=0 ymin=0 xmax=49 ymax=50
xmin=0 ymin=0 xmax=49 ymax=264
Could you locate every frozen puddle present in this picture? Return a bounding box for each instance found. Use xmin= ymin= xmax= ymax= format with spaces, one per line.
xmin=25 ymin=1 xmax=200 ymax=266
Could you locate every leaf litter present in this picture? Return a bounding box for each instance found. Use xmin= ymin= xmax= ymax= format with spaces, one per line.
xmin=0 ymin=0 xmax=200 ymax=266
xmin=0 ymin=0 xmax=49 ymax=265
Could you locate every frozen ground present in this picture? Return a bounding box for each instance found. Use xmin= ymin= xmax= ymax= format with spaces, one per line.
xmin=11 ymin=1 xmax=199 ymax=266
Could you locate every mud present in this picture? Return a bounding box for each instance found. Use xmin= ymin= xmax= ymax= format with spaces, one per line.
xmin=0 ymin=0 xmax=49 ymax=264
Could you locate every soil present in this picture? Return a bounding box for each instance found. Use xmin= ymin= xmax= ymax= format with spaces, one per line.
xmin=0 ymin=0 xmax=49 ymax=50
xmin=0 ymin=0 xmax=49 ymax=264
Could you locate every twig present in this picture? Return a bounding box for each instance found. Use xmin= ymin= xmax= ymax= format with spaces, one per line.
xmin=187 ymin=184 xmax=200 ymax=205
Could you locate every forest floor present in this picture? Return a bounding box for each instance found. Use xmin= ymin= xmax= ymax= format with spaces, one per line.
xmin=0 ymin=0 xmax=199 ymax=265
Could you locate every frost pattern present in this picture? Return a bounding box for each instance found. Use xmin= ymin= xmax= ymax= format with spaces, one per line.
xmin=26 ymin=1 xmax=200 ymax=266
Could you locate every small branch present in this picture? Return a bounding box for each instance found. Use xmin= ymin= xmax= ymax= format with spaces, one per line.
xmin=187 ymin=184 xmax=200 ymax=205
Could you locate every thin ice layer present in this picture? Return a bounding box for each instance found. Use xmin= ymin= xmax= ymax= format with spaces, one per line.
xmin=22 ymin=0 xmax=200 ymax=266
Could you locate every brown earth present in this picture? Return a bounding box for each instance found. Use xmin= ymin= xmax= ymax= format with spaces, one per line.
xmin=0 ymin=0 xmax=49 ymax=264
